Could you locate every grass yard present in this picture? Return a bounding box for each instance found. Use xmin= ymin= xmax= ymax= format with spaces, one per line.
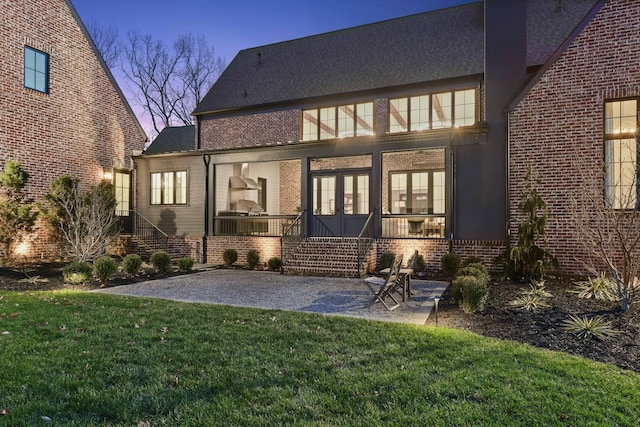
xmin=1 ymin=290 xmax=639 ymax=426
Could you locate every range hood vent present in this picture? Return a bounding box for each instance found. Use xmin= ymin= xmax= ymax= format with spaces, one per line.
xmin=229 ymin=175 xmax=260 ymax=190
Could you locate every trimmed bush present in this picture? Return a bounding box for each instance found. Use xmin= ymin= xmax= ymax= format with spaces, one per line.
xmin=267 ymin=256 xmax=282 ymax=272
xmin=246 ymin=250 xmax=260 ymax=270
xmin=379 ymin=252 xmax=395 ymax=270
xmin=413 ymin=254 xmax=427 ymax=274
xmin=150 ymin=251 xmax=172 ymax=273
xmin=62 ymin=260 xmax=92 ymax=285
xmin=93 ymin=256 xmax=118 ymax=282
xmin=462 ymin=256 xmax=483 ymax=267
xmin=177 ymin=257 xmax=194 ymax=272
xmin=441 ymin=252 xmax=461 ymax=279
xmin=122 ymin=254 xmax=142 ymax=276
xmin=461 ymin=278 xmax=488 ymax=314
xmin=458 ymin=263 xmax=489 ymax=286
xmin=223 ymin=249 xmax=238 ymax=267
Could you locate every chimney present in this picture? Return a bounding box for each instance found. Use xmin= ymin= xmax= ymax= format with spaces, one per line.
xmin=484 ymin=0 xmax=527 ymax=123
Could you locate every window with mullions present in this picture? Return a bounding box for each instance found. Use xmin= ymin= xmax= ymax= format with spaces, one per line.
xmin=389 ymin=170 xmax=445 ymax=214
xmin=604 ymin=99 xmax=639 ymax=209
xmin=302 ymin=102 xmax=374 ymax=141
xmin=151 ymin=171 xmax=187 ymax=205
xmin=24 ymin=46 xmax=49 ymax=93
xmin=389 ymin=88 xmax=476 ymax=133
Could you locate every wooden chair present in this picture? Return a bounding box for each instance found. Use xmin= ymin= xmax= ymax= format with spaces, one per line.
xmin=364 ymin=254 xmax=403 ymax=310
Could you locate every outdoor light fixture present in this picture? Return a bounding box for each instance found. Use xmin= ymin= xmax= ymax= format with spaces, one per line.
xmin=103 ymin=169 xmax=113 ymax=180
xmin=433 ymin=296 xmax=441 ymax=326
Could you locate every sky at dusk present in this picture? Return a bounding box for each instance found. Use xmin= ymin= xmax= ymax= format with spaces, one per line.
xmin=70 ymin=0 xmax=476 ymax=137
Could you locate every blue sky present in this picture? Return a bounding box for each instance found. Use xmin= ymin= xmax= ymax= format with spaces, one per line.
xmin=70 ymin=0 xmax=476 ymax=136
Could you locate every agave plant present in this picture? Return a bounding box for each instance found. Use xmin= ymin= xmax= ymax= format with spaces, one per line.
xmin=561 ymin=314 xmax=619 ymax=340
xmin=571 ymin=273 xmax=618 ymax=301
xmin=524 ymin=281 xmax=553 ymax=298
xmin=510 ymin=293 xmax=549 ymax=311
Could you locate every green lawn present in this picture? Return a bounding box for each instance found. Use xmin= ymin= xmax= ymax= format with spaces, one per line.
xmin=0 ymin=290 xmax=638 ymax=426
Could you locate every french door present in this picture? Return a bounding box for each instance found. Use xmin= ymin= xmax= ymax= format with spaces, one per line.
xmin=311 ymin=170 xmax=370 ymax=237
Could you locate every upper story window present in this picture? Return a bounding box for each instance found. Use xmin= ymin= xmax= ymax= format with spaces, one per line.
xmin=24 ymin=46 xmax=49 ymax=93
xmin=151 ymin=171 xmax=187 ymax=205
xmin=389 ymin=88 xmax=476 ymax=133
xmin=604 ymin=99 xmax=638 ymax=210
xmin=302 ymin=102 xmax=374 ymax=141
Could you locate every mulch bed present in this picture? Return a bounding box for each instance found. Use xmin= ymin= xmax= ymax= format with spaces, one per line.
xmin=424 ymin=275 xmax=640 ymax=373
xmin=1 ymin=264 xmax=639 ymax=372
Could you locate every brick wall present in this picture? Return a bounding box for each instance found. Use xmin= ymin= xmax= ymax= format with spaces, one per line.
xmin=0 ymin=0 xmax=145 ymax=259
xmin=509 ymin=0 xmax=640 ymax=274
xmin=279 ymin=160 xmax=301 ymax=214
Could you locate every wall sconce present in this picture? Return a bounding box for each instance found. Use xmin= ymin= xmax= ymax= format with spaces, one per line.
xmin=103 ymin=169 xmax=113 ymax=181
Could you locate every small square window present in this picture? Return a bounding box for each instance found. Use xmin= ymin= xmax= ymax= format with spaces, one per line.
xmin=24 ymin=46 xmax=49 ymax=93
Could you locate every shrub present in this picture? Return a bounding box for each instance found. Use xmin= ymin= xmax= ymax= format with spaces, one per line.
xmin=458 ymin=263 xmax=489 ymax=285
xmin=452 ymin=274 xmax=488 ymax=313
xmin=177 ymin=257 xmax=194 ymax=272
xmin=460 ymin=277 xmax=488 ymax=314
xmin=246 ymin=250 xmax=260 ymax=270
xmin=223 ymin=249 xmax=238 ymax=267
xmin=62 ymin=260 xmax=92 ymax=285
xmin=379 ymin=252 xmax=395 ymax=270
xmin=413 ymin=254 xmax=426 ymax=274
xmin=122 ymin=254 xmax=142 ymax=276
xmin=462 ymin=256 xmax=483 ymax=267
xmin=93 ymin=256 xmax=118 ymax=282
xmin=500 ymin=166 xmax=558 ymax=281
xmin=267 ymin=256 xmax=282 ymax=271
xmin=150 ymin=251 xmax=172 ymax=273
xmin=441 ymin=252 xmax=461 ymax=279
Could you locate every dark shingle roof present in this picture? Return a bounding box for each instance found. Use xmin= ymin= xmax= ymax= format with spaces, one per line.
xmin=194 ymin=0 xmax=599 ymax=114
xmin=143 ymin=126 xmax=195 ymax=155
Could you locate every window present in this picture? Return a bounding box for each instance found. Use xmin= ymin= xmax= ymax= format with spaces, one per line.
xmin=114 ymin=171 xmax=131 ymax=216
xmin=389 ymin=88 xmax=476 ymax=133
xmin=302 ymin=102 xmax=374 ymax=141
xmin=151 ymin=171 xmax=187 ymax=205
xmin=312 ymin=176 xmax=336 ymax=215
xmin=389 ymin=170 xmax=445 ymax=214
xmin=343 ymin=174 xmax=369 ymax=215
xmin=24 ymin=46 xmax=49 ymax=93
xmin=605 ymin=99 xmax=638 ymax=209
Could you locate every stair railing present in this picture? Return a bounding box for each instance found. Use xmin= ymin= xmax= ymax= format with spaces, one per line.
xmin=356 ymin=210 xmax=375 ymax=278
xmin=128 ymin=210 xmax=169 ymax=254
xmin=280 ymin=209 xmax=306 ymax=273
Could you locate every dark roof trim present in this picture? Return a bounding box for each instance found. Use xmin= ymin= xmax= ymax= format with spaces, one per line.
xmin=507 ymin=0 xmax=607 ymax=112
xmin=64 ymin=0 xmax=148 ymax=142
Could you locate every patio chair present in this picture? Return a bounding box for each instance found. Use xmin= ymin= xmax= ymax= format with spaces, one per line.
xmin=364 ymin=254 xmax=403 ymax=310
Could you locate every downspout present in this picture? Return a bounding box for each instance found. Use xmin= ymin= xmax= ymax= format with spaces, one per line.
xmin=448 ymin=133 xmax=456 ymax=254
xmin=202 ymin=154 xmax=211 ymax=264
xmin=505 ymin=111 xmax=511 ymax=253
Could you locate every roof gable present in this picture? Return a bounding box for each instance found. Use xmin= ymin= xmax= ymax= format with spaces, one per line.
xmin=195 ymin=0 xmax=600 ymax=115
xmin=144 ymin=126 xmax=195 ymax=154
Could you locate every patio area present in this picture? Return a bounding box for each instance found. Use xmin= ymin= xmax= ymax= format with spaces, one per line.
xmin=95 ymin=269 xmax=448 ymax=325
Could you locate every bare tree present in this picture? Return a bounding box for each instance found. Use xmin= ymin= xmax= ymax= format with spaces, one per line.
xmin=568 ymin=137 xmax=640 ymax=311
xmin=122 ymin=31 xmax=225 ymax=135
xmin=87 ymin=20 xmax=121 ymax=69
xmin=45 ymin=176 xmax=119 ymax=262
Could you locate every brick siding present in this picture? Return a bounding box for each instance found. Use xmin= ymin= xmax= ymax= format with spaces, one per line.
xmin=509 ymin=0 xmax=640 ymax=274
xmin=0 ymin=0 xmax=145 ymax=260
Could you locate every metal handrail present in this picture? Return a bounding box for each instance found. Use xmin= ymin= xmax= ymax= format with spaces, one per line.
xmin=280 ymin=210 xmax=306 ymax=274
xmin=125 ymin=210 xmax=169 ymax=254
xmin=283 ymin=210 xmax=306 ymax=237
xmin=356 ymin=210 xmax=376 ymax=278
